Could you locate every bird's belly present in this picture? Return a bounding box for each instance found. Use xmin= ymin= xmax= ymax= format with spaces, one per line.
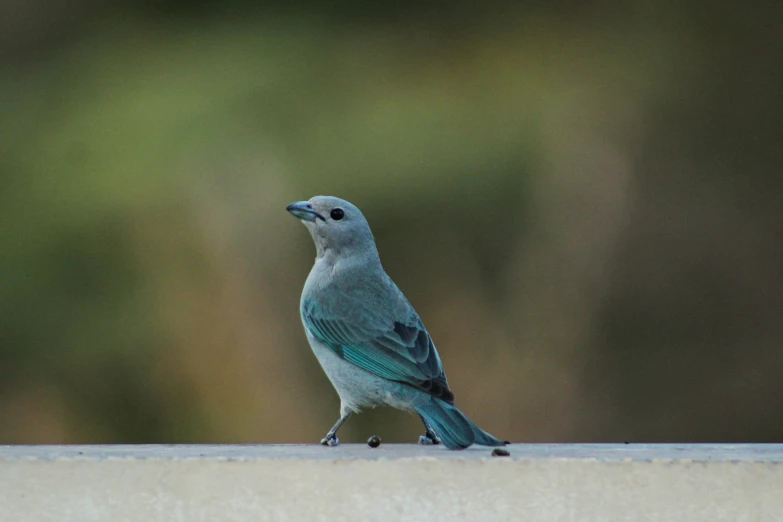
xmin=306 ymin=333 xmax=415 ymax=412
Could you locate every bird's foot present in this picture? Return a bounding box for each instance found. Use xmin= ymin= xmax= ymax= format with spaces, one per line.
xmin=320 ymin=434 xmax=340 ymax=447
xmin=418 ymin=434 xmax=441 ymax=445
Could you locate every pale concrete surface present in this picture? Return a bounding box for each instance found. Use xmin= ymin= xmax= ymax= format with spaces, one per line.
xmin=1 ymin=444 xmax=781 ymax=521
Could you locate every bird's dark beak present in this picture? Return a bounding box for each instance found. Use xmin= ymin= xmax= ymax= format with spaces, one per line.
xmin=286 ymin=201 xmax=325 ymax=222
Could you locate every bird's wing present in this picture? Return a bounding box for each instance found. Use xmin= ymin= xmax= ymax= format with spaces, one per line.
xmin=301 ymin=298 xmax=454 ymax=403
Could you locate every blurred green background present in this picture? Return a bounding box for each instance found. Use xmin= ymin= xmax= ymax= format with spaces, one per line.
xmin=1 ymin=0 xmax=782 ymax=445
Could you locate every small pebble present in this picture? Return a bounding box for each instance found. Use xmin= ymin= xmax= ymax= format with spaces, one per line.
xmin=492 ymin=448 xmax=510 ymax=457
xmin=367 ymin=435 xmax=381 ymax=448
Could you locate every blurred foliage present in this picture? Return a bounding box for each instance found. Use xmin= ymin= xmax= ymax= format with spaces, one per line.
xmin=1 ymin=0 xmax=782 ymax=444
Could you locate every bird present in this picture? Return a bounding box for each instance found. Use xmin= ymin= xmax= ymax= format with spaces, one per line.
xmin=286 ymin=195 xmax=507 ymax=450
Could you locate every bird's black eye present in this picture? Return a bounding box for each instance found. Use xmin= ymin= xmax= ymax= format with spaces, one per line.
xmin=330 ymin=208 xmax=345 ymax=221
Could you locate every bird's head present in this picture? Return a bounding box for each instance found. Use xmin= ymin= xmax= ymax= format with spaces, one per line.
xmin=286 ymin=196 xmax=378 ymax=260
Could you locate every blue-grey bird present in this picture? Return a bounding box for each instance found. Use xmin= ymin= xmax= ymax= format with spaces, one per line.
xmin=286 ymin=196 xmax=507 ymax=450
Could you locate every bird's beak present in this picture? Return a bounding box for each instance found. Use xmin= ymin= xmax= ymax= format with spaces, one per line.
xmin=286 ymin=201 xmax=325 ymax=222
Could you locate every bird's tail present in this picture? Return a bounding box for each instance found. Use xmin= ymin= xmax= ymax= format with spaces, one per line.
xmin=415 ymin=397 xmax=507 ymax=450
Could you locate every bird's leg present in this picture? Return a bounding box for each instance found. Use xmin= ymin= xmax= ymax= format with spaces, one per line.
xmin=417 ymin=414 xmax=441 ymax=445
xmin=321 ymin=409 xmax=352 ymax=447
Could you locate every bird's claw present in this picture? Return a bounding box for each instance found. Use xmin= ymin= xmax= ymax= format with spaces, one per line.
xmin=418 ymin=434 xmax=441 ymax=445
xmin=321 ymin=435 xmax=340 ymax=447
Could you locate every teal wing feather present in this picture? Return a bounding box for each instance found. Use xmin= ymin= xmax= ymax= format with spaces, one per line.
xmin=302 ymin=298 xmax=454 ymax=403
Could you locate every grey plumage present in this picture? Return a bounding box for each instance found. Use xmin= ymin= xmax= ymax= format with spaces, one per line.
xmin=286 ymin=196 xmax=506 ymax=450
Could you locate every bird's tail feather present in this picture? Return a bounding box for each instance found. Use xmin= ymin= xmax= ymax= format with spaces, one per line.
xmin=415 ymin=398 xmax=506 ymax=450
xmin=471 ymin=424 xmax=507 ymax=447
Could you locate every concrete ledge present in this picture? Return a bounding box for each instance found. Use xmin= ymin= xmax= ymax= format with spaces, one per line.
xmin=2 ymin=444 xmax=782 ymax=521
